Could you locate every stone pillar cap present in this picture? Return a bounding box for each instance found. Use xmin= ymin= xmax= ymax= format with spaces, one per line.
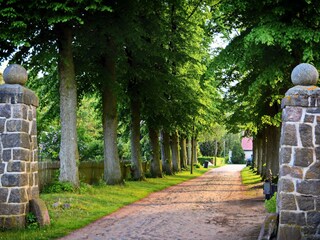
xmin=3 ymin=64 xmax=28 ymax=85
xmin=291 ymin=63 xmax=319 ymax=86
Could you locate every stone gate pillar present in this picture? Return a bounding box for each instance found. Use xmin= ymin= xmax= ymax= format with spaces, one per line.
xmin=0 ymin=64 xmax=41 ymax=228
xmin=278 ymin=63 xmax=320 ymax=239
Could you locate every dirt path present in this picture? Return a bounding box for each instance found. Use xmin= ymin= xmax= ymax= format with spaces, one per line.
xmin=59 ymin=165 xmax=266 ymax=240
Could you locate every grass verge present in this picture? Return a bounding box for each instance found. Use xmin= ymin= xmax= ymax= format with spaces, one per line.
xmin=0 ymin=168 xmax=209 ymax=240
xmin=241 ymin=166 xmax=262 ymax=185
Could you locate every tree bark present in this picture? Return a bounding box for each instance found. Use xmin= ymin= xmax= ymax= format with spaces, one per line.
xmin=130 ymin=95 xmax=144 ymax=180
xmin=56 ymin=23 xmax=79 ymax=187
xmin=149 ymin=127 xmax=162 ymax=178
xmin=179 ymin=135 xmax=187 ymax=169
xmin=161 ymin=130 xmax=173 ymax=175
xmin=102 ymin=52 xmax=123 ymax=185
xmin=192 ymin=137 xmax=198 ymax=164
xmin=171 ymin=131 xmax=180 ymax=173
xmin=187 ymin=137 xmax=192 ymax=165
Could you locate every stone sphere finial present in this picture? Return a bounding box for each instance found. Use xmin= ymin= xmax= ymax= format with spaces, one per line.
xmin=291 ymin=63 xmax=319 ymax=86
xmin=3 ymin=64 xmax=28 ymax=85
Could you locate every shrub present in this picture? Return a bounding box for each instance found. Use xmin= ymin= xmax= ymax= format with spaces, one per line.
xmin=265 ymin=193 xmax=277 ymax=213
xmin=43 ymin=181 xmax=74 ymax=193
xmin=231 ymin=142 xmax=245 ymax=164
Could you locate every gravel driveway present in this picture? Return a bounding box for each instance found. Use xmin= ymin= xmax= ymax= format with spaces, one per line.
xmin=59 ymin=164 xmax=266 ymax=240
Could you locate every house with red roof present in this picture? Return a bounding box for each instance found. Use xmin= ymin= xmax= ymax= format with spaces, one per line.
xmin=241 ymin=137 xmax=253 ymax=161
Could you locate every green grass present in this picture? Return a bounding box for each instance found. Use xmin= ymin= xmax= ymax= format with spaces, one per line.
xmin=241 ymin=166 xmax=262 ymax=185
xmin=0 ymin=168 xmax=209 ymax=240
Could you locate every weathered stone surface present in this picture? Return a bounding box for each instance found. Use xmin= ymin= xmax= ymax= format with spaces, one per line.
xmin=278 ymin=178 xmax=295 ymax=192
xmin=1 ymin=173 xmax=28 ymax=187
xmin=32 ymin=150 xmax=38 ymax=162
xmin=0 ymin=215 xmax=26 ymax=229
xmin=0 ymin=163 xmax=5 ymax=174
xmin=30 ymin=162 xmax=38 ymax=172
xmin=281 ymin=124 xmax=297 ymax=146
xmin=7 ymin=161 xmax=26 ymax=172
xmin=29 ymin=186 xmax=39 ymax=199
xmin=3 ymin=64 xmax=28 ymax=85
xmin=0 ymin=188 xmax=8 ymax=203
xmin=301 ymin=225 xmax=317 ymax=237
xmin=29 ymin=198 xmax=50 ymax=227
xmin=258 ymin=213 xmax=278 ymax=240
xmin=0 ymin=203 xmax=25 ymax=215
xmin=280 ymin=147 xmax=292 ymax=164
xmin=12 ymin=149 xmax=30 ymax=161
xmin=280 ymin=211 xmax=306 ymax=225
xmin=297 ymin=180 xmax=320 ymax=195
xmin=2 ymin=133 xmax=30 ymax=149
xmin=12 ymin=104 xmax=28 ymax=119
xmin=305 ymin=114 xmax=315 ymax=123
xmin=307 ymin=108 xmax=320 ymax=114
xmin=296 ymin=195 xmax=315 ymax=211
xmin=30 ymin=120 xmax=36 ymax=135
xmin=0 ymin=104 xmax=11 ymax=118
xmin=277 ymin=225 xmax=302 ymax=240
xmin=283 ymin=107 xmax=303 ymax=122
xmin=316 ymin=126 xmax=320 ymax=145
xmin=8 ymin=188 xmax=28 ymax=203
xmin=0 ymin=85 xmax=39 ymax=107
xmin=294 ymin=148 xmax=314 ymax=167
xmin=307 ymin=212 xmax=320 ymax=227
xmin=280 ymin=165 xmax=303 ymax=179
xmin=279 ymin=193 xmax=297 ymax=210
xmin=291 ymin=63 xmax=319 ymax=86
xmin=300 ymin=124 xmax=313 ymax=147
xmin=306 ymin=161 xmax=320 ymax=179
xmin=3 ymin=149 xmax=12 ymax=162
xmin=6 ymin=119 xmax=29 ymax=133
xmin=0 ymin=118 xmax=6 ymax=132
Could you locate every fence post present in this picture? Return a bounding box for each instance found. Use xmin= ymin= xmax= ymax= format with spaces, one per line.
xmin=278 ymin=63 xmax=320 ymax=239
xmin=0 ymin=64 xmax=49 ymax=228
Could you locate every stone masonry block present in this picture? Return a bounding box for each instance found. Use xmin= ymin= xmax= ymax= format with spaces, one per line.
xmin=12 ymin=149 xmax=30 ymax=161
xmin=297 ymin=180 xmax=320 ymax=195
xmin=0 ymin=203 xmax=26 ymax=215
xmin=277 ymin=225 xmax=302 ymax=240
xmin=281 ymin=123 xmax=297 ymax=146
xmin=279 ymin=193 xmax=297 ymax=210
xmin=316 ymin=125 xmax=320 ymax=145
xmin=32 ymin=150 xmax=38 ymax=162
xmin=0 ymin=163 xmax=5 ymax=174
xmin=0 ymin=104 xmax=11 ymax=118
xmin=8 ymin=188 xmax=28 ymax=203
xmin=2 ymin=133 xmax=30 ymax=149
xmin=280 ymin=211 xmax=306 ymax=225
xmin=2 ymin=149 xmax=12 ymax=162
xmin=299 ymin=124 xmax=313 ymax=147
xmin=306 ymin=161 xmax=320 ymax=179
xmin=305 ymin=114 xmax=315 ymax=123
xmin=0 ymin=118 xmax=6 ymax=132
xmin=307 ymin=212 xmax=320 ymax=227
xmin=294 ymin=148 xmax=314 ymax=167
xmin=30 ymin=120 xmax=36 ymax=135
xmin=280 ymin=147 xmax=292 ymax=164
xmin=0 ymin=215 xmax=26 ymax=229
xmin=280 ymin=165 xmax=303 ymax=179
xmin=0 ymin=188 xmax=8 ymax=203
xmin=7 ymin=161 xmax=26 ymax=172
xmin=278 ymin=178 xmax=295 ymax=192
xmin=296 ymin=195 xmax=315 ymax=211
xmin=283 ymin=107 xmax=303 ymax=122
xmin=12 ymin=104 xmax=27 ymax=119
xmin=1 ymin=173 xmax=28 ymax=187
xmin=6 ymin=119 xmax=29 ymax=133
xmin=30 ymin=162 xmax=38 ymax=172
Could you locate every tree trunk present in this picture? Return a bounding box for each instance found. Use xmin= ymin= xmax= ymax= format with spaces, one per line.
xmin=102 ymin=52 xmax=123 ymax=185
xmin=130 ymin=95 xmax=144 ymax=180
xmin=187 ymin=137 xmax=192 ymax=165
xmin=192 ymin=137 xmax=198 ymax=164
xmin=149 ymin=127 xmax=162 ymax=178
xmin=171 ymin=131 xmax=180 ymax=173
xmin=214 ymin=140 xmax=218 ymax=166
xmin=57 ymin=23 xmax=79 ymax=187
xmin=161 ymin=130 xmax=173 ymax=175
xmin=179 ymin=136 xmax=187 ymax=169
